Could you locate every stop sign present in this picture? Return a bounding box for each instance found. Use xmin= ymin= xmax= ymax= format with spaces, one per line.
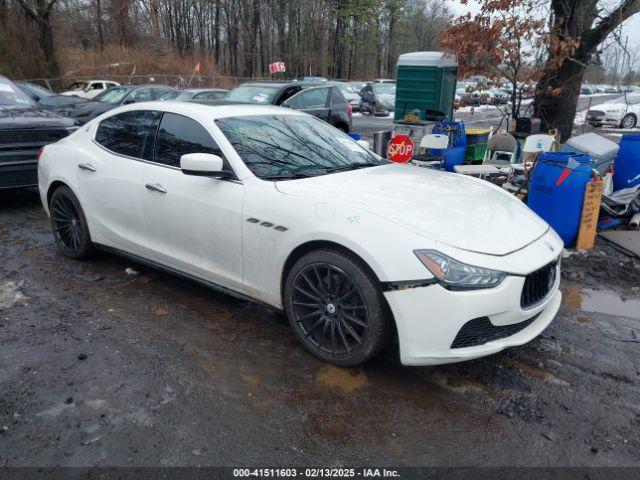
xmin=387 ymin=134 xmax=415 ymax=163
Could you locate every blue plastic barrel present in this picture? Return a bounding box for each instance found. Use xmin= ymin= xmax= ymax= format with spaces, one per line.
xmin=528 ymin=152 xmax=592 ymax=246
xmin=432 ymin=121 xmax=466 ymax=172
xmin=613 ymin=134 xmax=640 ymax=191
xmin=347 ymin=133 xmax=361 ymax=141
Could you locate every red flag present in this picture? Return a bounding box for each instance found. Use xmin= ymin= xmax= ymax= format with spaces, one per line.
xmin=194 ymin=63 xmax=201 ymax=73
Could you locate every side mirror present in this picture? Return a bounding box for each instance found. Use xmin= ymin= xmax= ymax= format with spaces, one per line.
xmin=180 ymin=153 xmax=229 ymax=178
xmin=123 ymin=97 xmax=135 ymax=104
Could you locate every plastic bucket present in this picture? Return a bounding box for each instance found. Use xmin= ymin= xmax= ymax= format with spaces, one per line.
xmin=431 ymin=121 xmax=466 ymax=172
xmin=613 ymin=134 xmax=640 ymax=191
xmin=528 ymin=152 xmax=592 ymax=246
xmin=466 ymin=128 xmax=490 ymax=145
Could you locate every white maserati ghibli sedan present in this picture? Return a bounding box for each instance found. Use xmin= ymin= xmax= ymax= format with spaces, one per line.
xmin=38 ymin=102 xmax=562 ymax=366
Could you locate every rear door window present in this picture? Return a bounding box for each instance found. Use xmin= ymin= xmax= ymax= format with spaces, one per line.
xmin=330 ymin=87 xmax=346 ymax=106
xmin=95 ymin=110 xmax=160 ymax=159
xmin=153 ymin=112 xmax=222 ymax=168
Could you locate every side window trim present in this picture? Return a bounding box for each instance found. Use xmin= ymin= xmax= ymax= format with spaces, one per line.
xmin=151 ymin=112 xmax=238 ymax=179
xmin=93 ymin=110 xmax=162 ymax=163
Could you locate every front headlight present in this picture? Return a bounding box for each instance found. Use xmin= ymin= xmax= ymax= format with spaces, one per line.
xmin=414 ymin=250 xmax=507 ymax=290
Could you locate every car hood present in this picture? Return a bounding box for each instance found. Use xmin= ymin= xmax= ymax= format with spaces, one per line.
xmin=275 ymin=163 xmax=549 ymax=256
xmin=67 ymin=101 xmax=115 ymax=117
xmin=0 ymin=107 xmax=77 ymax=129
xmin=600 ymin=102 xmax=628 ymax=112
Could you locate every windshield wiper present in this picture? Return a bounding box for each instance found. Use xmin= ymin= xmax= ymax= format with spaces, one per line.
xmin=267 ymin=172 xmax=314 ymax=180
xmin=321 ymin=162 xmax=379 ymax=174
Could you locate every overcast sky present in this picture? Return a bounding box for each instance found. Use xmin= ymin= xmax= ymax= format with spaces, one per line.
xmin=446 ymin=0 xmax=640 ymax=55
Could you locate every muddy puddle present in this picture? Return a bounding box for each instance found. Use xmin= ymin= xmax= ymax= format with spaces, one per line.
xmin=563 ymin=283 xmax=640 ymax=320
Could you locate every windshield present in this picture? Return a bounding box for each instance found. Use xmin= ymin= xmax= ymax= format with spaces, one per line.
xmin=0 ymin=77 xmax=36 ymax=108
xmin=68 ymin=82 xmax=86 ymax=90
xmin=216 ymin=114 xmax=385 ymax=180
xmin=226 ymin=85 xmax=279 ymax=104
xmin=373 ymin=84 xmax=396 ymax=95
xmin=160 ymin=90 xmax=193 ymax=101
xmin=23 ymin=83 xmax=54 ymax=98
xmin=335 ymin=83 xmax=355 ymax=94
xmin=95 ymin=87 xmax=129 ymax=103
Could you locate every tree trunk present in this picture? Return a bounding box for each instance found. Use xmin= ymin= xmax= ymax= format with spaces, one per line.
xmin=38 ymin=13 xmax=58 ymax=77
xmin=534 ymin=0 xmax=640 ymax=141
xmin=96 ymin=0 xmax=104 ymax=51
xmin=534 ymin=57 xmax=584 ymax=141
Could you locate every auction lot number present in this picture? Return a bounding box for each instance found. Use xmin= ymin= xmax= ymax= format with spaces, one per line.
xmin=233 ymin=468 xmax=400 ymax=478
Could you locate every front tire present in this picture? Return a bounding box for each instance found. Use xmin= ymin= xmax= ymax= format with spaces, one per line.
xmin=49 ymin=186 xmax=93 ymax=259
xmin=621 ymin=113 xmax=637 ymax=129
xmin=284 ymin=248 xmax=391 ymax=366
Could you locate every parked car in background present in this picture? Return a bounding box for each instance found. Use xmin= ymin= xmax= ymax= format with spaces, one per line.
xmin=281 ymin=85 xmax=352 ymax=132
xmin=581 ymin=85 xmax=594 ymax=95
xmin=348 ymin=81 xmax=366 ymax=93
xmin=329 ymin=81 xmax=361 ymax=112
xmin=0 ymin=75 xmax=77 ymax=189
xmin=38 ymin=101 xmax=562 ymax=366
xmin=217 ymin=81 xmax=352 ymax=131
xmin=160 ymin=88 xmax=228 ymax=102
xmin=586 ymin=93 xmax=640 ymax=129
xmin=359 ymin=82 xmax=395 ymax=115
xmin=297 ymin=76 xmax=328 ymax=82
xmin=60 ymin=80 xmax=120 ymax=99
xmin=16 ymin=81 xmax=88 ymax=111
xmin=224 ymin=81 xmax=321 ymax=105
xmin=372 ymin=78 xmax=396 ymax=84
xmin=65 ymin=84 xmax=172 ymax=125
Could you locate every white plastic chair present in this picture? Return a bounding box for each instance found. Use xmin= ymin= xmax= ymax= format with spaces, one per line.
xmin=522 ymin=134 xmax=554 ymax=155
xmin=412 ymin=134 xmax=449 ymax=168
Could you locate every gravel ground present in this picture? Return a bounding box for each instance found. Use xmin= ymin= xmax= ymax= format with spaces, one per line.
xmin=1 ymin=188 xmax=639 ymax=470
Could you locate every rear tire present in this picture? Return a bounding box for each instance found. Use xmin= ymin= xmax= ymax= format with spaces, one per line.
xmin=49 ymin=186 xmax=93 ymax=259
xmin=284 ymin=248 xmax=391 ymax=366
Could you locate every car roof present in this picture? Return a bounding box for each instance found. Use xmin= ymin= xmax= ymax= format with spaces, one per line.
xmin=184 ymin=88 xmax=228 ymax=92
xmin=112 ymin=101 xmax=307 ymax=120
xmin=115 ymin=84 xmax=170 ymax=90
xmin=236 ymin=81 xmax=325 ymax=89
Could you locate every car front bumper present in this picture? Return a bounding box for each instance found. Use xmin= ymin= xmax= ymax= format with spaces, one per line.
xmin=384 ymin=260 xmax=561 ymax=366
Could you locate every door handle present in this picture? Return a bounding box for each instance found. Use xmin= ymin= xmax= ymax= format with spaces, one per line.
xmin=78 ymin=163 xmax=97 ymax=172
xmin=145 ymin=183 xmax=167 ymax=194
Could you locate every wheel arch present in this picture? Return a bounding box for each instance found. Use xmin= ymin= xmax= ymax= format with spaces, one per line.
xmin=280 ymin=240 xmax=381 ymax=307
xmin=280 ymin=239 xmax=400 ymax=354
xmin=46 ymin=180 xmax=70 ymax=207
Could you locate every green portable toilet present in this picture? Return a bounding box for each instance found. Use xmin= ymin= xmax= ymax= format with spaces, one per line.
xmin=394 ymin=52 xmax=458 ymax=122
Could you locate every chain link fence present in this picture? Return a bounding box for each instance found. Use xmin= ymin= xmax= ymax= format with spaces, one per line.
xmin=18 ymin=74 xmax=280 ymax=92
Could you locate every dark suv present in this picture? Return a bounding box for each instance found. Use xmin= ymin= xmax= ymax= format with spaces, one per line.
xmin=0 ymin=75 xmax=77 ymax=190
xmin=204 ymin=81 xmax=352 ymax=132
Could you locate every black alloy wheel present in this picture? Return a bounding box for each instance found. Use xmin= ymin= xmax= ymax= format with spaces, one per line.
xmin=285 ymin=249 xmax=391 ymax=366
xmin=49 ymin=186 xmax=93 ymax=259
